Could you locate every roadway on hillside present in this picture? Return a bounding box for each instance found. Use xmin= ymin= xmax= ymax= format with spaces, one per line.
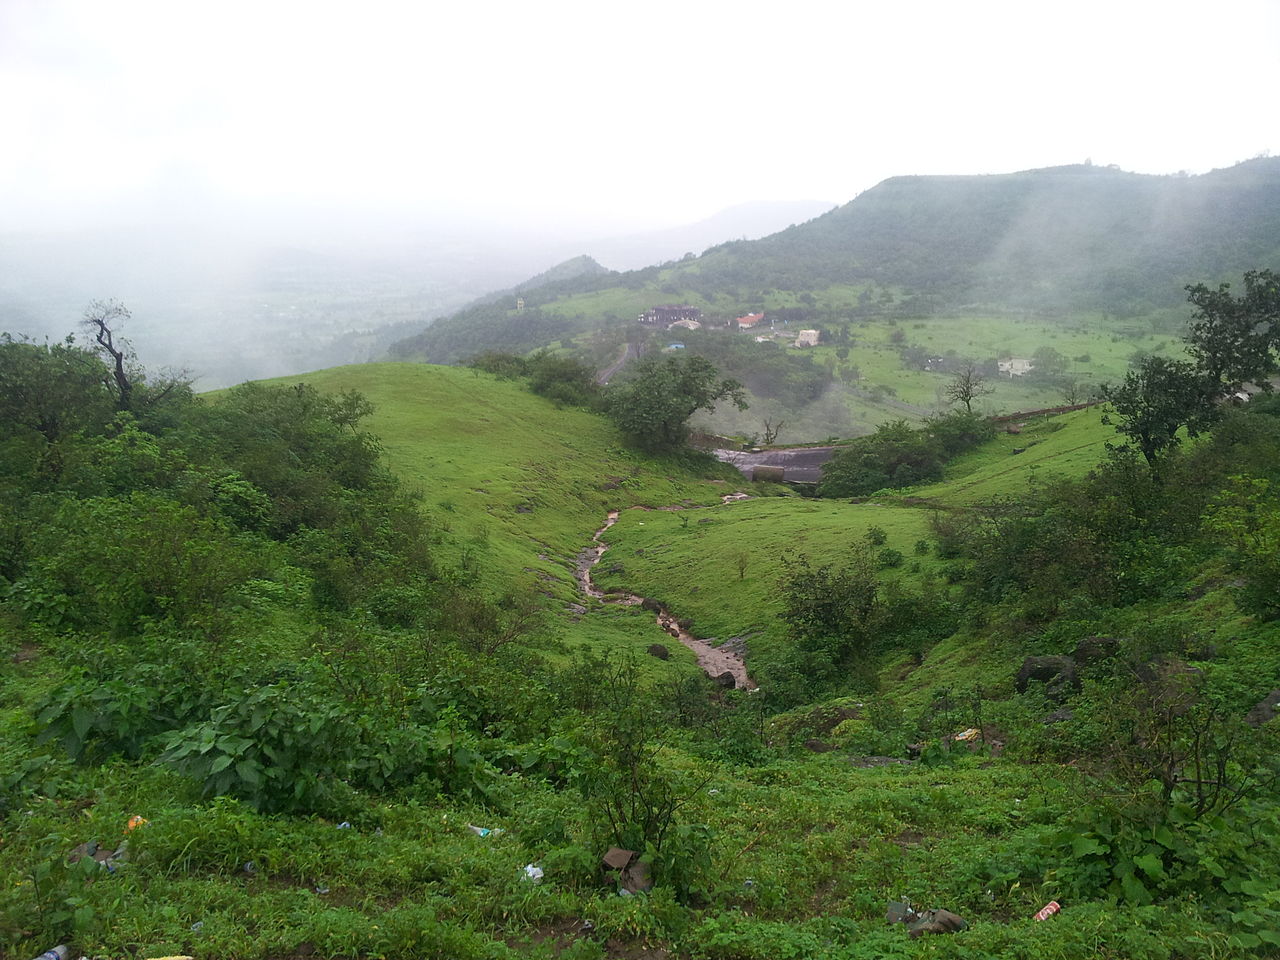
xmin=714 ymin=445 xmax=837 ymax=483
xmin=596 ymin=343 xmax=637 ymax=385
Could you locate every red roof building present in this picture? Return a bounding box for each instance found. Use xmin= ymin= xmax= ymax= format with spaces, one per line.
xmin=735 ymin=312 xmax=765 ymax=328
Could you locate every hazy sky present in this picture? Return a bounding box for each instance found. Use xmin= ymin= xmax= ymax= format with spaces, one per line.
xmin=4 ymin=0 xmax=1278 ymax=234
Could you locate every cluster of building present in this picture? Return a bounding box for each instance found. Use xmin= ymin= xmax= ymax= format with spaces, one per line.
xmin=638 ymin=305 xmax=820 ymax=348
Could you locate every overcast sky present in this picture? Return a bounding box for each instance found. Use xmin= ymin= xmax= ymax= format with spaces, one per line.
xmin=3 ymin=0 xmax=1278 ymax=235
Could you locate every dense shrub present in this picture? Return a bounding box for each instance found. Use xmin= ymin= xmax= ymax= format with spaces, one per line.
xmin=818 ymin=411 xmax=995 ymax=497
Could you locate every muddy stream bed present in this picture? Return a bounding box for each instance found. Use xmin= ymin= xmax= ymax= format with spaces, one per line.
xmin=574 ymin=495 xmax=755 ymax=689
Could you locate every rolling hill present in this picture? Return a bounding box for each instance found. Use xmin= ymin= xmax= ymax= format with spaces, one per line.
xmin=391 ymin=158 xmax=1280 ymax=364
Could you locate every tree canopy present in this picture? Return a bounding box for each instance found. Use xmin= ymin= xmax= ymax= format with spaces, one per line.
xmin=1105 ymin=270 xmax=1280 ymax=466
xmin=604 ymin=354 xmax=746 ymax=451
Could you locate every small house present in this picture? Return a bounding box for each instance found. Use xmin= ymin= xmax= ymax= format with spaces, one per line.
xmin=735 ymin=312 xmax=765 ymax=329
xmin=998 ymin=358 xmax=1035 ymax=377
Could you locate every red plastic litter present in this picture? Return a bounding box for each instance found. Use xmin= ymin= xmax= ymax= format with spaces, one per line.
xmin=1034 ymin=901 xmax=1061 ymax=921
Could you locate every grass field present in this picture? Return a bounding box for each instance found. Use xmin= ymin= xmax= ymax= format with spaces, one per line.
xmin=920 ymin=406 xmax=1119 ymax=505
xmin=244 ymin=362 xmax=754 ymax=678
xmin=592 ymin=499 xmax=941 ymax=669
xmin=593 ymin=407 xmax=1120 ymax=684
xmin=6 ymin=362 xmax=1266 ymax=960
xmin=546 ymin=273 xmax=1176 ymax=441
xmin=254 ymin=364 xmax=732 ymax=577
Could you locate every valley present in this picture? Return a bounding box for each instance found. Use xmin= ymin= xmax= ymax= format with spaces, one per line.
xmin=8 ymin=8 xmax=1280 ymax=958
xmin=3 ymin=164 xmax=1279 ymax=960
xmin=4 ymin=342 xmax=1278 ymax=958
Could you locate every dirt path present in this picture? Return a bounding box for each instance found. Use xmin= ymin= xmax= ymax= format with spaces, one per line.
xmin=575 ymin=496 xmax=755 ymax=689
xmin=596 ymin=342 xmax=637 ymax=385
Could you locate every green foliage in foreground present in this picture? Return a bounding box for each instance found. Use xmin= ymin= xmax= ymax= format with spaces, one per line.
xmin=4 ymin=334 xmax=1280 ymax=957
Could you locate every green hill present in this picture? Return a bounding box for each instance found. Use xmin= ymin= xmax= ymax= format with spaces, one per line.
xmin=4 ymin=349 xmax=1280 ymax=960
xmin=387 ymin=160 xmax=1280 ymax=443
xmin=391 ymin=158 xmax=1280 ymax=365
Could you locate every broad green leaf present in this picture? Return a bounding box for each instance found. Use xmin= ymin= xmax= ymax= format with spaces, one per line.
xmin=1071 ymin=835 xmax=1107 ymax=858
xmin=210 ymin=753 xmax=233 ymax=774
xmin=71 ymin=705 xmax=93 ymax=742
xmin=1133 ymin=853 xmax=1165 ymax=878
xmin=1121 ymin=873 xmax=1151 ymax=904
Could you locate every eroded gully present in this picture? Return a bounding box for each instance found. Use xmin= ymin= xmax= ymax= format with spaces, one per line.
xmin=574 ymin=494 xmax=755 ymax=689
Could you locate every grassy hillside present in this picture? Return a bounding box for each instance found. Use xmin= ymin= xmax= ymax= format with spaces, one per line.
xmin=244 ymin=362 xmax=757 ymax=679
xmin=925 ymin=406 xmax=1119 ymax=504
xmin=387 ymin=163 xmax=1280 ymax=442
xmin=4 ymin=356 xmax=1278 ymax=960
xmin=390 ymin=158 xmax=1280 ymax=359
xmin=254 ymin=363 xmax=734 ymax=572
xmin=593 ymin=408 xmax=1119 ymax=683
xmin=592 ymin=499 xmax=939 ymax=670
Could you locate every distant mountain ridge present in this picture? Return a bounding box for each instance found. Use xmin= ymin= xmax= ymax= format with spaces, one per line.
xmin=724 ymin=158 xmax=1280 ymax=311
xmin=390 ymin=158 xmax=1280 ymax=363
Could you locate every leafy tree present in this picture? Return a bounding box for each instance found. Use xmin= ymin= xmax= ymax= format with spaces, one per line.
xmin=467 ymin=350 xmax=529 ymax=379
xmin=524 ymin=350 xmax=600 ymax=407
xmin=1102 ymin=271 xmax=1280 ymax=470
xmin=945 ymin=362 xmax=993 ymax=413
xmin=1030 ymin=344 xmax=1068 ymax=382
xmin=1184 ymin=269 xmax=1280 ymax=389
xmin=0 ymin=335 xmax=113 ymax=447
xmin=468 ymin=349 xmax=600 ymax=407
xmin=777 ymin=550 xmax=882 ymax=688
xmin=817 ymin=411 xmax=993 ymax=498
xmin=1102 ymin=356 xmax=1211 ymax=467
xmin=604 ymin=354 xmax=746 ymax=451
xmin=1205 ymin=475 xmax=1280 ymax=618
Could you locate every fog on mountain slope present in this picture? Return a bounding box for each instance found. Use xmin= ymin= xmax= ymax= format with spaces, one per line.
xmin=390 ymin=158 xmax=1280 ymax=443
xmin=0 ymin=201 xmax=828 ymax=389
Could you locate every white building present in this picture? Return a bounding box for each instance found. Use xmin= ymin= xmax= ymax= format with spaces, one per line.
xmin=794 ymin=329 xmax=820 ymax=347
xmin=998 ymin=358 xmax=1035 ymax=377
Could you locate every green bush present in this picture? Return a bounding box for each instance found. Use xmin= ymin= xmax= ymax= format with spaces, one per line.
xmin=876 ymin=547 xmax=904 ymax=568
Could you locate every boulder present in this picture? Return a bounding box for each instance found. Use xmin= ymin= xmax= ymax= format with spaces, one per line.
xmin=647 ymin=643 xmax=670 ymax=661
xmin=713 ymin=671 xmax=737 ymax=689
xmin=1016 ymin=655 xmax=1079 ymax=702
xmin=640 ymin=597 xmax=661 ymax=613
xmin=908 ymin=909 xmax=967 ymax=938
xmin=1073 ymin=636 xmax=1120 ymax=664
xmin=1246 ymin=689 xmax=1280 ymax=728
